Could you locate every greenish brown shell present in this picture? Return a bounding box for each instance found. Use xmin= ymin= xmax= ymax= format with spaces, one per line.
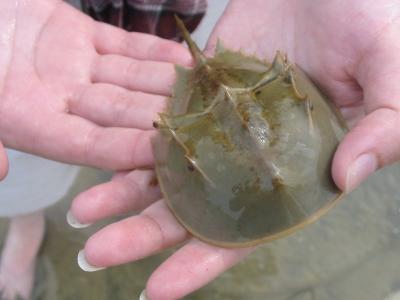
xmin=152 ymin=19 xmax=347 ymax=248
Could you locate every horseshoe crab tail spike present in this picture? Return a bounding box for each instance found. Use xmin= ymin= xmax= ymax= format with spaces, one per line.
xmin=174 ymin=15 xmax=207 ymax=65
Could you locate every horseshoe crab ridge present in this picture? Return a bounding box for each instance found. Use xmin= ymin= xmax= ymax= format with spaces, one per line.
xmin=152 ymin=18 xmax=347 ymax=248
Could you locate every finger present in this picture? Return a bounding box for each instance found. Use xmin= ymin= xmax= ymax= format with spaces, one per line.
xmin=146 ymin=240 xmax=255 ymax=300
xmin=62 ymin=117 xmax=155 ymax=170
xmin=332 ymin=23 xmax=400 ymax=192
xmin=0 ymin=141 xmax=8 ymax=180
xmin=82 ymin=200 xmax=189 ymax=268
xmin=6 ymin=114 xmax=155 ymax=170
xmin=70 ymin=169 xmax=161 ymax=225
xmin=332 ymin=108 xmax=400 ymax=192
xmin=339 ymin=103 xmax=365 ymax=128
xmin=69 ymin=83 xmax=166 ymax=129
xmin=93 ymin=22 xmax=192 ymax=66
xmin=91 ymin=55 xmax=177 ymax=95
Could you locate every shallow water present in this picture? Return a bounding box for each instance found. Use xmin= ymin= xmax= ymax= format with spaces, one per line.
xmin=0 ymin=163 xmax=398 ymax=299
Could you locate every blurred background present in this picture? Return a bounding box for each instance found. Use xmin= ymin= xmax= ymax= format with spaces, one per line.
xmin=1 ymin=163 xmax=397 ymax=300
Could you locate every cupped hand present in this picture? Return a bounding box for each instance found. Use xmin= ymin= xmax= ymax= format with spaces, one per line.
xmin=207 ymin=0 xmax=400 ymax=193
xmin=0 ymin=0 xmax=190 ymax=171
xmin=69 ymin=1 xmax=400 ymax=299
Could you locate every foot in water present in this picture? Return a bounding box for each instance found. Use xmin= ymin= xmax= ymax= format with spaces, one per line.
xmin=0 ymin=212 xmax=45 ymax=300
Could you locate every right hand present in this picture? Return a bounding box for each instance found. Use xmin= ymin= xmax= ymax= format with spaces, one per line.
xmin=69 ymin=1 xmax=400 ymax=299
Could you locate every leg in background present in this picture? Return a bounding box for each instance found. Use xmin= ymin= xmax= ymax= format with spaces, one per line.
xmin=0 ymin=211 xmax=45 ymax=300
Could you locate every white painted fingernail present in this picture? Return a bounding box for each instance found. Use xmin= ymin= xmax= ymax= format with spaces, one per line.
xmin=66 ymin=210 xmax=91 ymax=229
xmin=139 ymin=290 xmax=148 ymax=300
xmin=77 ymin=250 xmax=105 ymax=272
xmin=345 ymin=153 xmax=377 ymax=193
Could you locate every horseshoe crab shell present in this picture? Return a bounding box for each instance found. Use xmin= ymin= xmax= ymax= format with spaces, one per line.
xmin=152 ymin=18 xmax=347 ymax=248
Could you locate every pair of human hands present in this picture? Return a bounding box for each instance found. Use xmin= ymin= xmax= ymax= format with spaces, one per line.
xmin=1 ymin=0 xmax=400 ymax=299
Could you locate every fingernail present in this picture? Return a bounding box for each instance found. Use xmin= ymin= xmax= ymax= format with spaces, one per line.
xmin=77 ymin=250 xmax=105 ymax=272
xmin=346 ymin=153 xmax=377 ymax=193
xmin=139 ymin=290 xmax=148 ymax=300
xmin=66 ymin=210 xmax=91 ymax=229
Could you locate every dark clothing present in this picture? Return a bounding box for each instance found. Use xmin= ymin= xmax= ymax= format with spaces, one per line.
xmin=81 ymin=0 xmax=207 ymax=40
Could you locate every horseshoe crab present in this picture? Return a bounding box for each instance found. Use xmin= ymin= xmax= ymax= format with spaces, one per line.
xmin=152 ymin=18 xmax=347 ymax=247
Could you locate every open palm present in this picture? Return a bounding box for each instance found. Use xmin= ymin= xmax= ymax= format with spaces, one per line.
xmin=0 ymin=0 xmax=190 ymax=176
xmin=70 ymin=1 xmax=400 ymax=299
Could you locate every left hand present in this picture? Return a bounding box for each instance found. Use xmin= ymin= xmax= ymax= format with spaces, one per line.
xmin=70 ymin=1 xmax=400 ymax=299
xmin=0 ymin=0 xmax=190 ymax=173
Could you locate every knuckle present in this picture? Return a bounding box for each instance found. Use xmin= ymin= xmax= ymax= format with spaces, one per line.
xmin=110 ymin=90 xmax=131 ymax=123
xmin=125 ymin=59 xmax=140 ymax=85
xmin=141 ymin=213 xmax=166 ymax=250
xmin=83 ymin=127 xmax=99 ymax=165
xmin=118 ymin=34 xmax=130 ymax=54
xmin=69 ymin=84 xmax=88 ymax=111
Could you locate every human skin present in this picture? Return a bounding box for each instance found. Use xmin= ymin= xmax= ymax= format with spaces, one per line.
xmin=0 ymin=212 xmax=45 ymax=299
xmin=0 ymin=0 xmax=191 ymax=176
xmin=0 ymin=1 xmax=190 ymax=299
xmin=69 ymin=0 xmax=400 ymax=299
xmin=2 ymin=0 xmax=400 ymax=299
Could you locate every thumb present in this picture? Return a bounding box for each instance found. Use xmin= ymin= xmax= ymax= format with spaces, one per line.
xmin=332 ymin=23 xmax=400 ymax=192
xmin=0 ymin=140 xmax=8 ymax=180
xmin=332 ymin=108 xmax=400 ymax=192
